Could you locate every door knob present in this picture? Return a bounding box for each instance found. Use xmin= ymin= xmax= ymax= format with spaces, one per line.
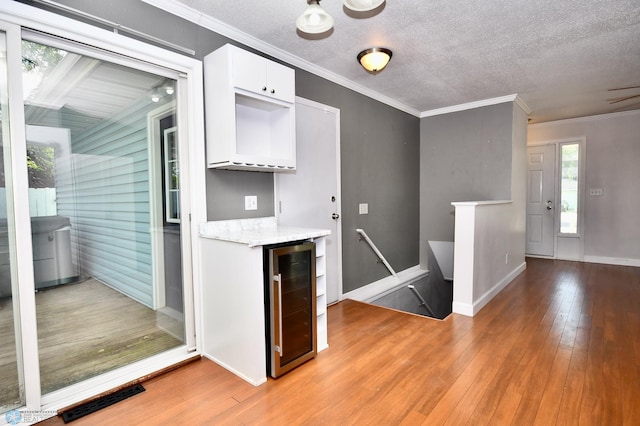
xmin=331 ymin=213 xmax=340 ymax=220
xmin=546 ymin=200 xmax=552 ymax=211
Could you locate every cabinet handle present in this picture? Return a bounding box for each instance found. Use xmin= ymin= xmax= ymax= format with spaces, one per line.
xmin=274 ymin=273 xmax=283 ymax=357
xmin=270 ymin=89 xmax=275 ymax=94
xmin=262 ymin=86 xmax=267 ymax=92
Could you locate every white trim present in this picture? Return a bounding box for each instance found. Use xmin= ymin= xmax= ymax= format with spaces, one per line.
xmin=474 ymin=262 xmax=526 ymax=315
xmin=177 ymin=66 xmax=206 ymax=354
xmin=420 ymin=94 xmax=531 ymax=118
xmin=1 ymin=18 xmax=43 ymax=410
xmin=526 ymin=254 xmax=640 ymax=268
xmin=583 ymin=256 xmax=640 ymax=268
xmin=529 ymin=109 xmax=640 ymax=128
xmin=451 ymin=301 xmax=474 ymax=317
xmin=343 ymin=266 xmax=429 ymax=303
xmin=40 ymin=348 xmax=198 ymax=413
xmin=452 ymin=262 xmax=526 ymax=317
xmin=0 ymin=2 xmax=199 ymax=75
xmin=451 ymin=200 xmax=512 ymax=206
xmin=201 ymin=354 xmax=267 ymax=387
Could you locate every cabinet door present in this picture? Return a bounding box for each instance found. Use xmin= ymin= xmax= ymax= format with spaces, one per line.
xmin=232 ymin=47 xmax=267 ymax=95
xmin=231 ymin=47 xmax=295 ymax=103
xmin=266 ymin=61 xmax=295 ymax=103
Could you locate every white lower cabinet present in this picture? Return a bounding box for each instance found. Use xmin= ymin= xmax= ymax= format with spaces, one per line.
xmin=200 ymin=233 xmax=328 ymax=386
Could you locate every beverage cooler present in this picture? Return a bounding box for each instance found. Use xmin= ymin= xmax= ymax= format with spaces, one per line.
xmin=264 ymin=241 xmax=317 ymax=378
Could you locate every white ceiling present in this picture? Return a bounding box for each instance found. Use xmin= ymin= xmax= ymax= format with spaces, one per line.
xmin=152 ymin=0 xmax=640 ymax=123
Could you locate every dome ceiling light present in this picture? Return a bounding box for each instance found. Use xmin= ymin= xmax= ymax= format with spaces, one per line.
xmin=357 ymin=47 xmax=392 ymax=74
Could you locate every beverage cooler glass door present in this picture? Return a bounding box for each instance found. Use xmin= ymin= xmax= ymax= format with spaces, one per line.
xmin=269 ymin=242 xmax=317 ymax=378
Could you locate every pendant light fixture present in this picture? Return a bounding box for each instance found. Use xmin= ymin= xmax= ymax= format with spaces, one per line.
xmin=296 ymin=0 xmax=334 ymax=35
xmin=357 ymin=47 xmax=392 ymax=73
xmin=343 ymin=0 xmax=386 ymax=12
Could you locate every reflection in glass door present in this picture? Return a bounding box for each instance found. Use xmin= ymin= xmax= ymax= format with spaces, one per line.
xmin=21 ymin=39 xmax=186 ymax=395
xmin=0 ymin=29 xmax=24 ymax=412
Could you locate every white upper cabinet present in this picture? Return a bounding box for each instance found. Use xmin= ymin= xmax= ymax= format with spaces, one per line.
xmin=232 ymin=47 xmax=295 ymax=103
xmin=204 ymin=44 xmax=296 ymax=171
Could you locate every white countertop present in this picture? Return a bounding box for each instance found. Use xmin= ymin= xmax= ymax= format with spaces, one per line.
xmin=199 ymin=217 xmax=330 ymax=247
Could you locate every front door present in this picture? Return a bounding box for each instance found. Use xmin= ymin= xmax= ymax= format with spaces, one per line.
xmin=526 ymin=144 xmax=555 ymax=256
xmin=276 ymin=97 xmax=342 ymax=304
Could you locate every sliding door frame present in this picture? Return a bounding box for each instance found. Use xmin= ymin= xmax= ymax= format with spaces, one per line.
xmin=0 ymin=17 xmax=41 ymax=411
xmin=0 ymin=2 xmax=205 ymax=414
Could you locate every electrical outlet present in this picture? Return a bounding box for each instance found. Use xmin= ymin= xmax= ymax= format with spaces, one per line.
xmin=359 ymin=203 xmax=368 ymax=215
xmin=589 ymin=188 xmax=603 ymax=196
xmin=244 ymin=195 xmax=257 ymax=210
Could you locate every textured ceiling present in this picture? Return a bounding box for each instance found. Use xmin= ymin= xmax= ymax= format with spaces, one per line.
xmin=159 ymin=0 xmax=639 ymax=123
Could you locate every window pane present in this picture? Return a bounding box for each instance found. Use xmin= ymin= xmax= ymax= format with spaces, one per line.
xmin=560 ymin=143 xmax=579 ymax=234
xmin=22 ymin=40 xmax=185 ymax=394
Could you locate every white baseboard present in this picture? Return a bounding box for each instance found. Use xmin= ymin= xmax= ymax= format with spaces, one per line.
xmin=451 ymin=300 xmax=473 ymax=316
xmin=342 ymin=265 xmax=429 ymax=303
xmin=452 ymin=261 xmax=527 ymax=317
xmin=202 ymin=353 xmax=267 ymax=387
xmin=583 ymin=256 xmax=640 ymax=268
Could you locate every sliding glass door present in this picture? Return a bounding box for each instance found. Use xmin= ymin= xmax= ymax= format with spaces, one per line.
xmin=0 ymin=6 xmax=203 ymax=414
xmin=22 ymin=37 xmax=186 ymax=394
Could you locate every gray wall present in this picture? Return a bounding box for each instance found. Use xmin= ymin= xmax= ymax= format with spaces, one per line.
xmin=419 ymin=103 xmax=514 ymax=266
xmin=37 ymin=0 xmax=421 ymax=293
xmin=296 ymin=73 xmax=420 ymax=292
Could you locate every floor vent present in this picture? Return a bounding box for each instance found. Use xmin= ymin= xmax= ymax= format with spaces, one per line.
xmin=61 ymin=384 xmax=145 ymax=423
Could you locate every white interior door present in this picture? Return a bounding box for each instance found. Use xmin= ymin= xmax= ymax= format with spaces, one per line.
xmin=526 ymin=144 xmax=555 ymax=256
xmin=276 ymin=97 xmax=342 ymax=304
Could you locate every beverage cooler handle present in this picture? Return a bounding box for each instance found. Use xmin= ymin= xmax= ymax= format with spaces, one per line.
xmin=274 ymin=273 xmax=283 ymax=357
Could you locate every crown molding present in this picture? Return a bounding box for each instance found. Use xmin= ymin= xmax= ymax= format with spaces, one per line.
xmin=141 ymin=0 xmax=422 ymax=117
xmin=142 ymin=1 xmax=537 ymax=120
xmin=419 ymin=94 xmax=531 ymax=118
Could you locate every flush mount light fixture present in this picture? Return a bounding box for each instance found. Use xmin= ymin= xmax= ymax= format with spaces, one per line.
xmin=296 ymin=0 xmax=334 ymax=35
xmin=357 ymin=47 xmax=392 ymax=73
xmin=343 ymin=0 xmax=386 ymax=12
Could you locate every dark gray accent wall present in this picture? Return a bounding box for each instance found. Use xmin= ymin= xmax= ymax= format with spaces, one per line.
xmin=296 ymin=73 xmax=420 ymax=293
xmin=419 ymin=103 xmax=513 ymax=259
xmin=36 ymin=0 xmax=421 ymax=294
xmin=206 ymin=170 xmax=275 ymax=220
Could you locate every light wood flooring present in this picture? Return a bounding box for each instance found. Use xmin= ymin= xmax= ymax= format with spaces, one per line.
xmin=39 ymin=258 xmax=640 ymax=425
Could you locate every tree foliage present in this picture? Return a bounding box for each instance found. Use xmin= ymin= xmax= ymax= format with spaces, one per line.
xmin=27 ymin=145 xmax=56 ymax=188
xmin=22 ymin=40 xmax=66 ymax=73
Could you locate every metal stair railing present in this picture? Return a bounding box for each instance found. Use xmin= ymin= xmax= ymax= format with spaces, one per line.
xmin=356 ymin=228 xmax=398 ymax=279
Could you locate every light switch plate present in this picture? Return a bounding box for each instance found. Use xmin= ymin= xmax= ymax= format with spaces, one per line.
xmin=359 ymin=203 xmax=368 ymax=215
xmin=589 ymin=188 xmax=603 ymax=196
xmin=245 ymin=195 xmax=257 ymax=210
